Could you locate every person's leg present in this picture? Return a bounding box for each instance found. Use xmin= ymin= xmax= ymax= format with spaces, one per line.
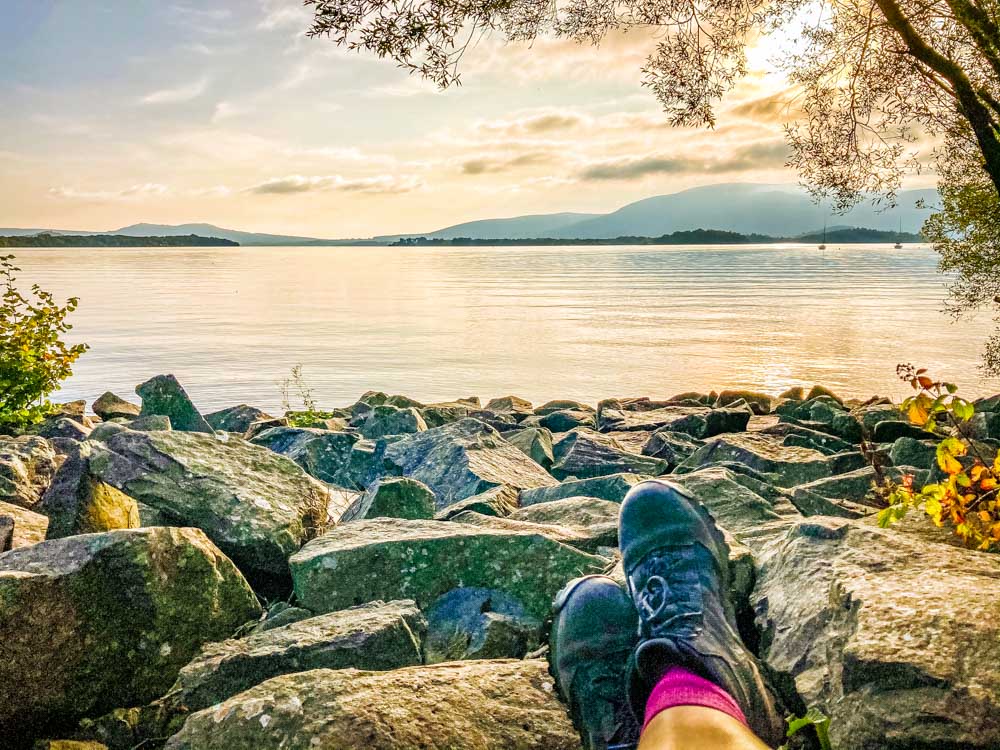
xmin=619 ymin=479 xmax=785 ymax=748
xmin=639 ymin=706 xmax=771 ymax=750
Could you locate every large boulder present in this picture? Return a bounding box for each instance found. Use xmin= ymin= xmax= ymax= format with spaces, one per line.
xmin=87 ymin=430 xmax=342 ymax=582
xmin=0 ymin=435 xmax=59 ymax=509
xmin=163 ymin=660 xmax=580 ymax=750
xmin=550 ymin=429 xmax=666 ymax=480
xmin=0 ymin=500 xmax=48 ymax=551
xmin=448 ymin=510 xmax=614 ymax=555
xmin=599 ymin=405 xmax=750 ymax=436
xmin=676 ymin=433 xmax=865 ymax=487
xmin=0 ymin=527 xmax=261 ymax=744
xmin=539 ymin=408 xmax=597 ymax=432
xmin=162 ymin=600 xmax=425 ymax=715
xmin=204 ymin=405 xmax=273 ymax=434
xmin=92 ymin=392 xmax=141 ymax=422
xmin=382 ymin=419 xmax=557 ymax=508
xmin=135 ymin=375 xmax=212 ymax=433
xmin=340 ymin=477 xmax=436 ymax=522
xmin=790 ymin=466 xmax=927 ymax=519
xmin=519 ymin=472 xmax=649 ymax=506
xmin=754 ymin=518 xmax=1000 ymax=749
xmin=433 ymin=484 xmax=520 ymax=521
xmin=289 ymin=518 xmax=605 ymax=620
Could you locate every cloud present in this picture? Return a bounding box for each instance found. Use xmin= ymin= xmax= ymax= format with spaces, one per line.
xmin=48 ymin=183 xmax=170 ymax=201
xmin=461 ymin=152 xmax=555 ymax=175
xmin=245 ymin=174 xmax=423 ymax=195
xmin=141 ymin=77 xmax=209 ymax=104
xmin=577 ymin=140 xmax=790 ymax=180
xmin=727 ymin=90 xmax=800 ymax=122
xmin=258 ymin=4 xmax=310 ymax=31
xmin=477 ymin=112 xmax=588 ymax=136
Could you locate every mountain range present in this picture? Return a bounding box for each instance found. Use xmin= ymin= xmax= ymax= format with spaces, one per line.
xmin=3 ymin=183 xmax=937 ymax=245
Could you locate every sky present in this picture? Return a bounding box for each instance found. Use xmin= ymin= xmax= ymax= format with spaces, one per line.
xmin=0 ymin=0 xmax=933 ymax=238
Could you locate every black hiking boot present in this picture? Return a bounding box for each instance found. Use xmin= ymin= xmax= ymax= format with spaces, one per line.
xmin=549 ymin=575 xmax=641 ymax=750
xmin=619 ymin=479 xmax=785 ymax=746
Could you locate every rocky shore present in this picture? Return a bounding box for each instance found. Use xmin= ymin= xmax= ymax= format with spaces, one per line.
xmin=2 ymin=375 xmax=999 ymax=749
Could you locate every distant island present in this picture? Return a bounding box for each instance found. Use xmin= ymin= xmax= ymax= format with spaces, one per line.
xmin=392 ymin=227 xmax=924 ymax=247
xmin=0 ymin=233 xmax=239 ymax=248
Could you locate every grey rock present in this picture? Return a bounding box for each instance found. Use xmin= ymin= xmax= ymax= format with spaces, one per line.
xmin=534 ymin=400 xmax=594 ymax=416
xmin=503 ymin=426 xmax=554 ymax=469
xmin=0 ymin=499 xmax=48 ymax=551
xmin=424 ymin=588 xmax=541 ymax=662
xmin=128 ymin=414 xmax=172 ymax=431
xmin=550 ymin=428 xmax=667 ymax=480
xmin=382 ymin=418 xmax=557 ymax=509
xmin=92 ymin=392 xmax=141 ymax=421
xmin=250 ymin=426 xmax=361 ymax=487
xmin=539 ymin=408 xmax=597 ymax=432
xmin=888 ymin=436 xmax=937 ymax=471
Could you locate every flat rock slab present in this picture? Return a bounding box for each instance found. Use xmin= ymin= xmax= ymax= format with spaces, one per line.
xmin=0 ymin=435 xmax=59 ymax=509
xmin=204 ymin=405 xmax=273 ymax=434
xmin=383 ymin=418 xmax=557 ymax=507
xmin=599 ymin=405 xmax=750 ymax=436
xmin=676 ymin=432 xmax=865 ymax=487
xmin=163 ymin=660 xmax=580 ymax=750
xmin=340 ymin=477 xmax=436 ymax=522
xmin=519 ymin=472 xmax=649 ymax=506
xmin=289 ymin=518 xmax=605 ymax=620
xmin=0 ymin=527 xmax=260 ymax=743
xmin=163 ymin=600 xmax=425 ymax=714
xmin=88 ymin=430 xmax=341 ymax=580
xmin=754 ymin=518 xmax=1000 ymax=749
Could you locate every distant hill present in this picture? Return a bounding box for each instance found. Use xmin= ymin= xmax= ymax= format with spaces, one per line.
xmin=0 ymin=233 xmax=238 ymax=248
xmin=1 ymin=182 xmax=940 ymax=245
xmin=797 ymin=227 xmax=923 ymax=243
xmin=400 ymin=183 xmax=937 ymax=241
xmin=375 ymin=212 xmax=601 ymax=242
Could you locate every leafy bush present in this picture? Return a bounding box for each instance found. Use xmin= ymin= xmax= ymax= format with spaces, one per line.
xmin=0 ymin=254 xmax=88 ymax=432
xmin=878 ymin=364 xmax=999 ymax=551
xmin=779 ymin=708 xmax=832 ymax=750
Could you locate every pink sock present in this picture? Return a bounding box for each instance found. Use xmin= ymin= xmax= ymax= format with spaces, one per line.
xmin=643 ymin=666 xmax=748 ymax=731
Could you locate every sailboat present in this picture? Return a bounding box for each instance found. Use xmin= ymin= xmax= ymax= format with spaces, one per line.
xmin=894 ymin=218 xmax=903 ymax=248
xmin=818 ymin=222 xmax=827 ymax=250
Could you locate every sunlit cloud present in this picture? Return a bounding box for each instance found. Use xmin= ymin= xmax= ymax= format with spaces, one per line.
xmin=141 ymin=77 xmax=210 ymax=104
xmin=577 ymin=141 xmax=790 ymax=180
xmin=48 ymin=183 xmax=170 ymax=201
xmin=245 ymin=174 xmax=423 ymax=195
xmin=461 ymin=152 xmax=556 ymax=175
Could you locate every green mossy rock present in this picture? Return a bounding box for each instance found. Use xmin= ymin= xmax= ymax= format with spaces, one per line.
xmin=519 ymin=472 xmax=649 ymax=506
xmin=250 ymin=426 xmax=360 ymax=486
xmin=0 ymin=527 xmax=261 ymax=744
xmin=754 ymin=518 xmax=1000 ymax=749
xmin=162 ymin=600 xmax=425 ymax=715
xmin=289 ymin=518 xmax=605 ymax=620
xmin=716 ymin=389 xmax=772 ymax=414
xmin=135 ymin=375 xmax=212 ymax=433
xmin=340 ymin=477 xmax=436 ymax=522
xmin=382 ymin=419 xmax=557 ymax=508
xmin=424 ymin=588 xmax=541 ymax=662
xmin=534 ymin=400 xmax=593 ymax=416
xmin=448 ymin=510 xmax=614 ymax=555
xmin=538 ymin=409 xmax=597 ymax=432
xmin=163 ymin=660 xmax=579 ymax=750
xmin=88 ymin=430 xmax=341 ymax=581
xmin=485 ymin=395 xmax=533 ymax=415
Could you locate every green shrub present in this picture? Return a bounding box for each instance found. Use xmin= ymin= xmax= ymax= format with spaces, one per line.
xmin=0 ymin=254 xmax=88 ymax=432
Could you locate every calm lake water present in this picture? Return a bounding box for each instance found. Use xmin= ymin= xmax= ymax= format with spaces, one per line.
xmin=12 ymin=244 xmax=999 ymax=412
